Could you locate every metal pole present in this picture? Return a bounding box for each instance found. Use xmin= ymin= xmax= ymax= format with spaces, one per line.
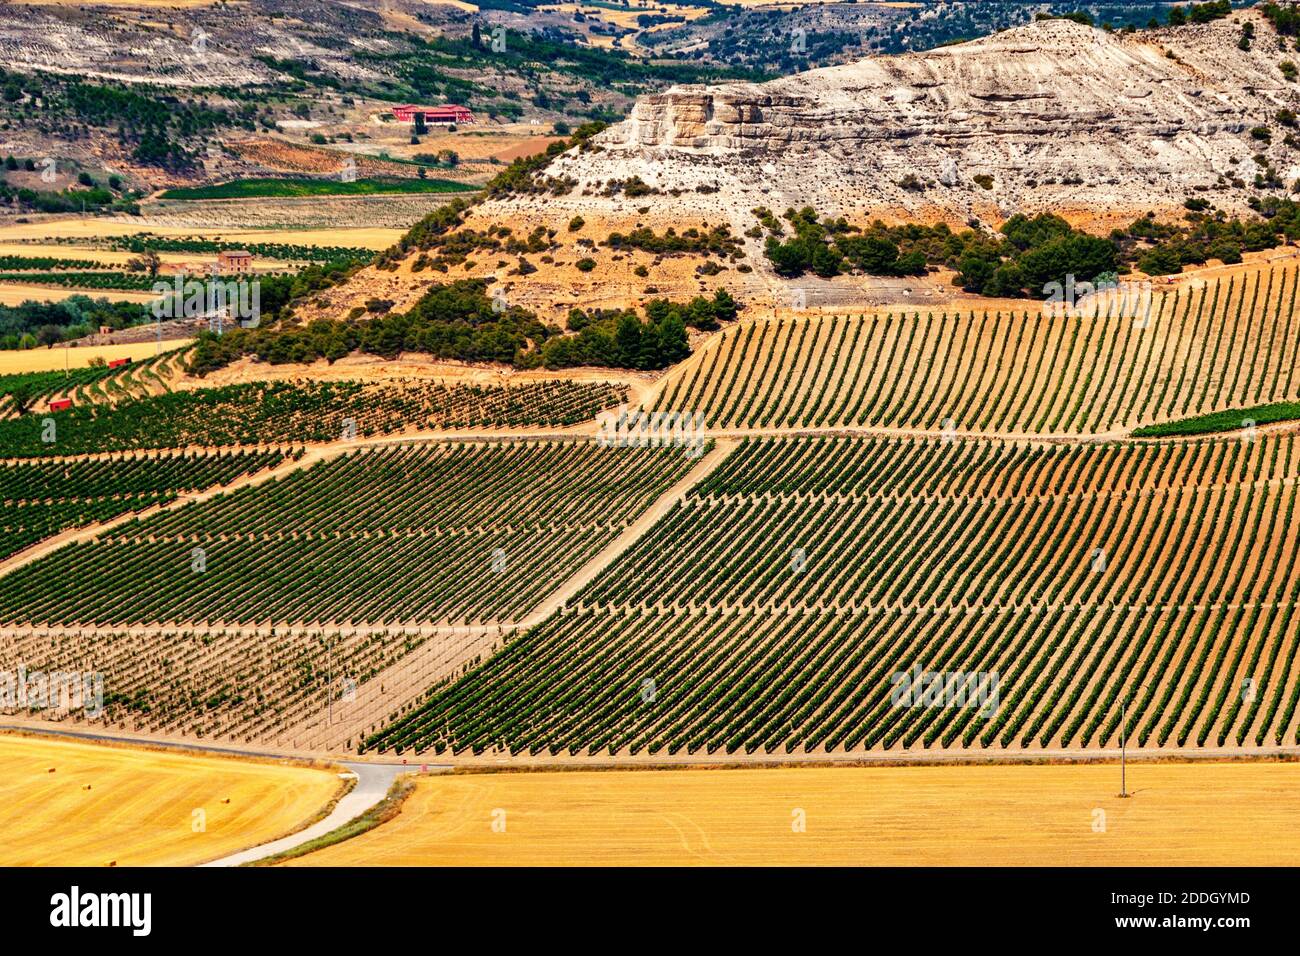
xmin=1120 ymin=692 xmax=1127 ymax=798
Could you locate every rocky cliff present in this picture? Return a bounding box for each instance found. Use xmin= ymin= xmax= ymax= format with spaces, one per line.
xmin=498 ymin=11 xmax=1297 ymax=231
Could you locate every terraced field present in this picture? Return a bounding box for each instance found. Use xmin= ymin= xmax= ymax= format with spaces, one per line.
xmin=368 ymin=433 xmax=1300 ymax=756
xmin=0 ymin=449 xmax=289 ymax=560
xmin=650 ymin=269 xmax=1300 ymax=435
xmin=0 ymin=348 xmax=189 ymax=419
xmin=0 ymin=378 xmax=627 ymax=456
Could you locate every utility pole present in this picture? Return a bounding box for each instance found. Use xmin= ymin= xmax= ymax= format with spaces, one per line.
xmin=1119 ymin=684 xmax=1147 ymax=798
xmin=1120 ymin=691 xmax=1129 ymax=798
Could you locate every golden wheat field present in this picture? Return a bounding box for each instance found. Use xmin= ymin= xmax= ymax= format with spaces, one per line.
xmin=0 ymin=340 xmax=189 ymax=374
xmin=286 ymin=762 xmax=1300 ymax=867
xmin=0 ymin=734 xmax=341 ymax=866
xmin=0 ymin=284 xmax=161 ymax=307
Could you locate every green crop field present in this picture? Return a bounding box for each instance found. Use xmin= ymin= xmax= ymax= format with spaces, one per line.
xmin=0 ymin=378 xmax=626 ymax=456
xmin=0 ymin=449 xmax=289 ymax=560
xmin=366 ymin=433 xmax=1300 ymax=756
xmin=0 ymin=439 xmax=701 ymax=627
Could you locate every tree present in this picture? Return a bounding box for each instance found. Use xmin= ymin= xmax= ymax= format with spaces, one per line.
xmin=657 ymin=314 xmax=690 ymax=365
xmin=615 ymin=313 xmax=642 ymax=367
xmin=126 ymin=250 xmax=161 ymax=278
xmin=35 ymin=324 xmax=63 ymax=348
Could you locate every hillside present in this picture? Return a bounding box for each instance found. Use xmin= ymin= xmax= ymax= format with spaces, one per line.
xmin=310 ymin=9 xmax=1300 ymax=319
xmin=521 ymin=12 xmax=1294 ymax=229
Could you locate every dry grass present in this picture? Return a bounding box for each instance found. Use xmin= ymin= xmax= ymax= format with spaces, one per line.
xmin=0 ymin=284 xmax=160 ymax=306
xmin=11 ymin=0 xmax=220 ymax=5
xmin=0 ymin=340 xmax=190 ymax=374
xmin=284 ymin=762 xmax=1300 ymax=866
xmin=0 ymin=733 xmax=341 ymax=867
xmin=0 ymin=218 xmax=403 ymax=251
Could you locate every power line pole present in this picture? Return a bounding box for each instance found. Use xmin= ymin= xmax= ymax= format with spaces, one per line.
xmin=1120 ymin=691 xmax=1129 ymax=798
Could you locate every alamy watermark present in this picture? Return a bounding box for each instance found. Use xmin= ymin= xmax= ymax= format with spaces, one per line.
xmin=0 ymin=665 xmax=104 ymax=718
xmin=890 ymin=662 xmax=999 ymax=717
xmin=596 ymin=405 xmax=706 ymax=458
xmin=151 ymin=274 xmax=261 ymax=331
xmin=1043 ymin=273 xmax=1153 ymax=322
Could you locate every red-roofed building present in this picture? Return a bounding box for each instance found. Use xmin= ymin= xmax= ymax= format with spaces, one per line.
xmin=391 ymin=104 xmax=475 ymax=126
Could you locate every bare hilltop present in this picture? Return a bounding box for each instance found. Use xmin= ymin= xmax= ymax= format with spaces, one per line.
xmin=507 ymin=11 xmax=1295 ymax=232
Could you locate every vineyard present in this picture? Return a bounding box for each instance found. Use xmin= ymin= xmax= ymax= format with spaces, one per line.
xmin=0 ymin=626 xmax=445 ymax=748
xmin=0 ymin=271 xmax=159 ymax=292
xmin=0 ymin=449 xmax=289 ymax=560
xmin=0 ymin=378 xmax=627 ymax=456
xmin=650 ymin=270 xmax=1300 ymax=435
xmin=0 ymin=439 xmax=701 ymax=627
xmin=366 ymin=433 xmax=1300 ymax=756
xmin=105 ymin=236 xmax=376 ymax=264
xmin=0 ymin=348 xmax=189 ymax=418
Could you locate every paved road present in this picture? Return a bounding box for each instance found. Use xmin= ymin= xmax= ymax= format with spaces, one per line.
xmin=202 ymin=761 xmax=429 ymax=867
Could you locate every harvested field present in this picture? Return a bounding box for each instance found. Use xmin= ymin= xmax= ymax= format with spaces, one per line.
xmin=0 ymin=733 xmax=340 ymax=867
xmin=0 ymin=219 xmax=404 ymax=252
xmin=138 ymin=194 xmax=465 ymax=231
xmin=0 ymin=341 xmax=179 ymax=375
xmin=0 ymin=283 xmax=159 ymax=306
xmin=283 ymin=761 xmax=1300 ymax=866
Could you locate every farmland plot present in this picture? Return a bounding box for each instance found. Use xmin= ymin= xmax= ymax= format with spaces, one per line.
xmin=651 ymin=268 xmax=1300 ymax=435
xmin=0 ymin=449 xmax=288 ymax=560
xmin=0 ymin=378 xmax=627 ymax=456
xmin=0 ymin=440 xmax=703 ymax=627
xmin=368 ymin=434 xmax=1300 ymax=756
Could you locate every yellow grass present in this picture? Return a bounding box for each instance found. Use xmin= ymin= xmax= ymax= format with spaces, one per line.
xmin=286 ymin=762 xmax=1300 ymax=866
xmin=729 ymin=0 xmax=917 ymax=6
xmin=0 ymin=734 xmax=340 ymax=867
xmin=0 ymin=218 xmax=403 ymax=251
xmin=0 ymin=284 xmax=160 ymax=306
xmin=418 ymin=0 xmax=479 ymax=11
xmin=0 ymin=340 xmax=192 ymax=374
